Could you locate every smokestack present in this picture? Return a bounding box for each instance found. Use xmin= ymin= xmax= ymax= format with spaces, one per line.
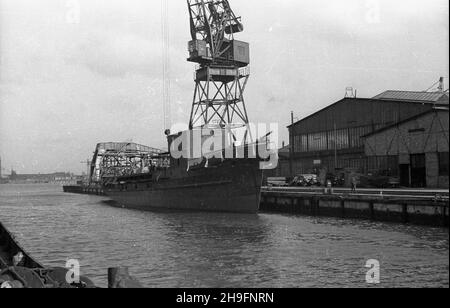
xmin=291 ymin=111 xmax=294 ymax=125
xmin=438 ymin=77 xmax=444 ymax=92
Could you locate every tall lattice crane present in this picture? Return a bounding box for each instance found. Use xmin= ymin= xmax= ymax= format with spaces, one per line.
xmin=186 ymin=0 xmax=251 ymax=132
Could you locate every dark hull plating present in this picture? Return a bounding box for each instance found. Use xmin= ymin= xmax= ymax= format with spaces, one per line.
xmin=104 ymin=158 xmax=263 ymax=214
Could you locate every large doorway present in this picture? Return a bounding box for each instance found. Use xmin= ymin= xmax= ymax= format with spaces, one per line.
xmin=399 ymin=164 xmax=410 ymax=187
xmin=410 ymin=154 xmax=427 ymax=188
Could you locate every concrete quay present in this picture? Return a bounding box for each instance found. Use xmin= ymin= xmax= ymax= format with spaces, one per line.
xmin=260 ymin=187 xmax=449 ymax=227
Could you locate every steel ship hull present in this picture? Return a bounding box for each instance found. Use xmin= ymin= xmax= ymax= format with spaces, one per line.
xmin=104 ymin=158 xmax=263 ymax=214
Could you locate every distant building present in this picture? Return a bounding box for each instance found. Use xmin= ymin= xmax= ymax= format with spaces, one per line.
xmin=8 ymin=171 xmax=78 ymax=183
xmin=270 ymin=144 xmax=290 ymax=177
xmin=284 ymin=89 xmax=449 ymax=187
xmin=0 ymin=157 xmax=5 ymax=184
xmin=364 ymin=108 xmax=449 ymax=188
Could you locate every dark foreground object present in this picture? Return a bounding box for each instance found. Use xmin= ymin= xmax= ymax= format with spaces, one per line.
xmin=261 ymin=188 xmax=449 ymax=227
xmin=0 ymin=222 xmax=141 ymax=288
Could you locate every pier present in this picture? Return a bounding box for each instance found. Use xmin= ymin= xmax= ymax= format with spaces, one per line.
xmin=260 ymin=187 xmax=449 ymax=227
xmin=63 ymin=185 xmax=105 ymax=196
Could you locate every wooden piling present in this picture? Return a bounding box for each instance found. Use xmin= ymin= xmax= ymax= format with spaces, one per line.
xmin=402 ymin=204 xmax=408 ymax=223
xmin=369 ymin=202 xmax=375 ymax=221
xmin=108 ymin=267 xmax=142 ymax=288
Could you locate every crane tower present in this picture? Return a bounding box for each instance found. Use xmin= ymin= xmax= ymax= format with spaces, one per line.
xmin=186 ymin=0 xmax=250 ymax=133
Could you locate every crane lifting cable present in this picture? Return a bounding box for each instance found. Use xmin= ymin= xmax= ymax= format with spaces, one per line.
xmin=425 ymin=77 xmax=446 ymax=93
xmin=161 ymin=0 xmax=172 ymax=131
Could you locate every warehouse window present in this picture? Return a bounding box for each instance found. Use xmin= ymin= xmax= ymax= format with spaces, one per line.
xmin=308 ymin=134 xmax=317 ymax=151
xmin=294 ymin=136 xmax=299 ymax=152
xmin=308 ymin=132 xmax=327 ymax=152
xmin=439 ymin=152 xmax=449 ymax=176
xmin=301 ymin=135 xmax=308 ymax=152
xmin=348 ymin=127 xmax=358 ymax=148
xmin=293 ymin=135 xmax=309 ymax=153
xmin=327 ymin=131 xmax=335 ymax=151
xmin=349 ymin=126 xmax=372 ymax=148
xmin=335 ymin=129 xmax=349 ymax=150
xmin=295 ymin=135 xmax=302 ymax=153
xmin=293 ymin=135 xmax=299 ymax=153
xmin=327 ymin=129 xmax=347 ymax=150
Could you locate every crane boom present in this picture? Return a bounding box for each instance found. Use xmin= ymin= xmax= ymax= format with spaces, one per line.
xmin=187 ymin=0 xmax=246 ymax=65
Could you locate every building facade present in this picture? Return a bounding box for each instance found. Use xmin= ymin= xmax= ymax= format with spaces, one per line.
xmin=364 ymin=108 xmax=449 ymax=188
xmin=285 ymin=91 xmax=449 ymax=185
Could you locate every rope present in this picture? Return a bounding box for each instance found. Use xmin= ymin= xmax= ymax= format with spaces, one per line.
xmin=424 ymin=81 xmax=439 ymax=92
xmin=161 ymin=0 xmax=172 ymax=130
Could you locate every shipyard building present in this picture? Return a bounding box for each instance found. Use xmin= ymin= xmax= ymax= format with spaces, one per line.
xmin=280 ymin=89 xmax=449 ymax=188
xmin=364 ymin=107 xmax=448 ymax=188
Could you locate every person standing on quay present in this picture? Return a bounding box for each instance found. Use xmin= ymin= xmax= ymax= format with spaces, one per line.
xmin=351 ymin=176 xmax=358 ymax=193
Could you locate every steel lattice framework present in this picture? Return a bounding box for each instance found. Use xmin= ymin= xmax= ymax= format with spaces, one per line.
xmin=89 ymin=143 xmax=165 ymax=184
xmin=186 ymin=0 xmax=251 ymax=131
xmin=189 ymin=66 xmax=250 ymax=130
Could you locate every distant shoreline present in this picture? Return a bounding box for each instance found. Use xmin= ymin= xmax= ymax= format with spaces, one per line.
xmin=0 ymin=181 xmax=74 ymax=185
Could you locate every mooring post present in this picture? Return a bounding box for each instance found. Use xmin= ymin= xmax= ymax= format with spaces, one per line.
xmin=108 ymin=267 xmax=142 ymax=288
xmin=311 ymin=197 xmax=319 ymax=216
xmin=402 ymin=203 xmax=408 ymax=223
xmin=340 ymin=199 xmax=345 ymax=218
xmin=369 ymin=202 xmax=375 ymax=221
xmin=441 ymin=204 xmax=448 ymax=227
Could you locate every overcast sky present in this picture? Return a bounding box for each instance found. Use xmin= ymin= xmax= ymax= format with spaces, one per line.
xmin=0 ymin=0 xmax=448 ymax=174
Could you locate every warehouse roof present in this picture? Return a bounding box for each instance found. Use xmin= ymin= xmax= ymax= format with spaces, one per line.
xmin=288 ymin=90 xmax=449 ymax=128
xmin=373 ymin=90 xmax=449 ymax=103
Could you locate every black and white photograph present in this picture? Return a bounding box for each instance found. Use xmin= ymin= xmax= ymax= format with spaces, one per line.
xmin=0 ymin=0 xmax=448 ymax=293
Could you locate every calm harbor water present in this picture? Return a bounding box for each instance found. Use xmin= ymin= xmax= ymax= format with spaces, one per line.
xmin=0 ymin=184 xmax=448 ymax=288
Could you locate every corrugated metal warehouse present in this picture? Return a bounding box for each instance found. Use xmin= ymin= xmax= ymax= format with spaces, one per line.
xmin=364 ymin=108 xmax=449 ymax=188
xmin=282 ymin=90 xmax=449 ymax=187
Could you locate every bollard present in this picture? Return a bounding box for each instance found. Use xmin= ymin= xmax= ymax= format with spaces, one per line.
xmin=402 ymin=204 xmax=408 ymax=223
xmin=441 ymin=204 xmax=448 ymax=227
xmin=108 ymin=267 xmax=143 ymax=288
xmin=340 ymin=199 xmax=345 ymax=218
xmin=369 ymin=202 xmax=375 ymax=221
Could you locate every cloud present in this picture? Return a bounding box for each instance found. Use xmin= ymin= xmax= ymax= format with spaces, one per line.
xmin=67 ymin=30 xmax=163 ymax=78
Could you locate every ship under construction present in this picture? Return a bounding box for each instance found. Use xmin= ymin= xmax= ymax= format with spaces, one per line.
xmin=92 ymin=0 xmax=276 ymax=213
